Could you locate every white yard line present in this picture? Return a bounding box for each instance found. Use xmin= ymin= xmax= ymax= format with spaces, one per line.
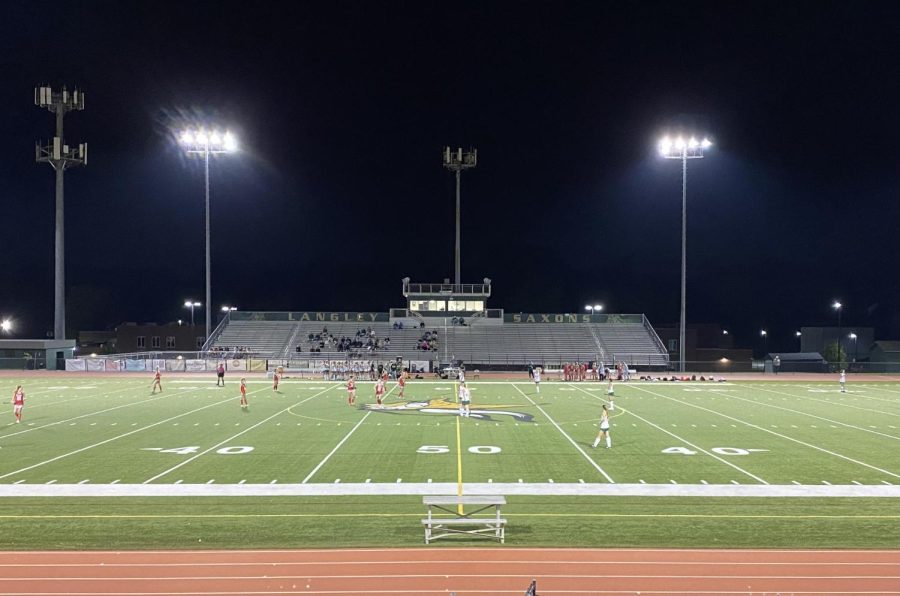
xmin=301 ymin=384 xmax=399 ymax=484
xmin=0 ymin=388 xmax=195 ymax=442
xmin=511 ymin=383 xmax=614 ymax=483
xmin=630 ymin=385 xmax=900 ymax=481
xmin=302 ymin=412 xmax=371 ymax=483
xmin=143 ymin=385 xmax=339 ymax=484
xmin=567 ymin=384 xmax=768 ymax=485
xmin=18 ymin=382 xmax=152 ymax=411
xmin=0 ymin=391 xmax=250 ymax=482
xmin=731 ymin=384 xmax=900 ymax=441
xmin=742 ymin=383 xmax=900 ymax=418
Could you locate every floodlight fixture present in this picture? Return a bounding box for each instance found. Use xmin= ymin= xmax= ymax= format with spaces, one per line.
xmin=849 ymin=332 xmax=857 ymax=339
xmin=443 ymin=146 xmax=477 ymax=285
xmin=594 ymin=304 xmax=603 ymax=312
xmin=795 ymin=331 xmax=802 ymax=337
xmin=832 ymin=301 xmax=842 ymax=310
xmin=585 ymin=304 xmax=603 ymax=314
xmin=722 ymin=329 xmax=729 ymax=335
xmin=0 ymin=319 xmax=11 ymax=333
xmin=221 ymin=305 xmax=237 ymax=312
xmin=760 ymin=329 xmax=767 ymax=337
xmin=178 ymin=126 xmax=239 ymax=342
xmin=183 ymin=300 xmax=201 ymax=326
xmin=658 ymin=131 xmax=713 ymax=372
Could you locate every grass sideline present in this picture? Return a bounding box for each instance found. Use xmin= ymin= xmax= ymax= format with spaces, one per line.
xmin=0 ymin=375 xmax=898 ymax=549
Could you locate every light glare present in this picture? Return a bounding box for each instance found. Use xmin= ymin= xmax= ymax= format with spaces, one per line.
xmin=701 ymin=138 xmax=712 ymax=148
xmin=223 ymin=131 xmax=237 ymax=151
xmin=0 ymin=319 xmax=11 ymax=332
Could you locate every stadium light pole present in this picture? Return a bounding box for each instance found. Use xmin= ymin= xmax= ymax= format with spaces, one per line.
xmin=832 ymin=300 xmax=843 ymax=366
xmin=795 ymin=330 xmax=802 ymax=350
xmin=442 ymin=147 xmax=477 ymax=286
xmin=849 ymin=332 xmax=858 ymax=363
xmin=760 ymin=329 xmax=768 ymax=358
xmin=184 ymin=300 xmax=201 ymax=327
xmin=659 ymin=135 xmax=711 ymax=373
xmin=179 ymin=129 xmax=238 ymax=341
xmin=584 ymin=304 xmax=603 ymax=315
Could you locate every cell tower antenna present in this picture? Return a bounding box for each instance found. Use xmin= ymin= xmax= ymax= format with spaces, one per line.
xmin=35 ymin=85 xmax=87 ymax=340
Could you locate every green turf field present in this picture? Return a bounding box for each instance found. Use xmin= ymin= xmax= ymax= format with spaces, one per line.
xmin=0 ymin=375 xmax=898 ymax=549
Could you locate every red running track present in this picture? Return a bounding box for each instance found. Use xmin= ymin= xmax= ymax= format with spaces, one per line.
xmin=0 ymin=548 xmax=897 ymax=595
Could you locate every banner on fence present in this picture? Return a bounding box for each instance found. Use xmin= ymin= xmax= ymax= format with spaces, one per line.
xmin=126 ymin=359 xmax=146 ymax=372
xmin=65 ymin=359 xmax=86 ymax=371
xmin=249 ymin=359 xmax=266 ymax=372
xmin=186 ymin=359 xmax=206 ymax=372
xmin=104 ymin=359 xmax=121 ymax=371
xmin=227 ymin=359 xmax=247 ymax=372
xmin=166 ymin=359 xmax=186 ymax=372
xmin=86 ymin=358 xmax=105 ymax=372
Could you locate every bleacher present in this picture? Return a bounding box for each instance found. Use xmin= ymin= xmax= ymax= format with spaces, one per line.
xmin=212 ymin=320 xmax=296 ymax=355
xmin=208 ymin=313 xmax=669 ymax=368
xmin=592 ymin=323 xmax=670 ymax=367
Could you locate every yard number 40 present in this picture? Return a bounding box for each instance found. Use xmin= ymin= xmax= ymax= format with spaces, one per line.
xmin=662 ymin=447 xmax=762 ymax=456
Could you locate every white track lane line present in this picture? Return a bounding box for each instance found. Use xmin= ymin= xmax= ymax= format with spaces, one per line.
xmin=630 ymin=385 xmax=900 ymax=481
xmin=143 ymin=385 xmax=340 ymax=484
xmin=568 ymin=384 xmax=768 ymax=485
xmin=301 ymin=383 xmax=399 ymax=484
xmin=511 ymin=383 xmax=614 ymax=483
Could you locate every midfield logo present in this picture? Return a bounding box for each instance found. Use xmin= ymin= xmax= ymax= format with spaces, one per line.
xmin=363 ymin=398 xmax=534 ymax=422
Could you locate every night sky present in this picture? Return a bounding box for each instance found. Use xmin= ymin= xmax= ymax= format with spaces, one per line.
xmin=1 ymin=1 xmax=899 ymax=351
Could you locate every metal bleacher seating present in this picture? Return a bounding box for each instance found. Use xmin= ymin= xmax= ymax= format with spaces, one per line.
xmin=210 ymin=314 xmax=669 ymax=368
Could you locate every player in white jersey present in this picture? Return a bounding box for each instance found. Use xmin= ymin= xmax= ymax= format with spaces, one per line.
xmin=533 ymin=366 xmax=541 ymax=393
xmin=592 ymin=404 xmax=612 ymax=449
xmin=458 ymin=382 xmax=471 ymax=417
xmin=840 ymin=369 xmax=846 ymax=393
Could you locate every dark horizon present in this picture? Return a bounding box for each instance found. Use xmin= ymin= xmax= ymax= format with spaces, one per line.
xmin=1 ymin=1 xmax=899 ymax=352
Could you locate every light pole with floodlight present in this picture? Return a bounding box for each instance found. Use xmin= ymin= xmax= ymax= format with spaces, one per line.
xmin=659 ymin=135 xmax=712 ymax=372
xmin=795 ymin=330 xmax=802 ymax=350
xmin=179 ymin=129 xmax=238 ymax=341
xmin=584 ymin=304 xmax=603 ymax=315
xmin=1 ymin=319 xmax=12 ymax=333
xmin=849 ymin=332 xmax=858 ymax=363
xmin=760 ymin=329 xmax=768 ymax=358
xmin=184 ymin=300 xmax=201 ymax=326
xmin=832 ymin=300 xmax=843 ymax=366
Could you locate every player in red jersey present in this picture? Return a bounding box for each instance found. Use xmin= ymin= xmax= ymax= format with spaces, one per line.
xmin=151 ymin=367 xmax=162 ymax=394
xmin=397 ymin=372 xmax=406 ymax=398
xmin=239 ymin=377 xmax=248 ymax=410
xmin=374 ymin=378 xmax=385 ymax=408
xmin=12 ymin=385 xmax=24 ymax=423
xmin=347 ymin=375 xmax=357 ymax=406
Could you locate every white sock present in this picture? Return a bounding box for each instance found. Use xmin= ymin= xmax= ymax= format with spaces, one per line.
xmin=606 ymin=436 xmax=611 ymax=448
xmin=592 ymin=438 xmax=599 ymax=448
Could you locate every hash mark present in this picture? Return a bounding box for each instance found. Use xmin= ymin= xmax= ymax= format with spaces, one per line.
xmin=174 ymin=480 xmax=183 ymax=484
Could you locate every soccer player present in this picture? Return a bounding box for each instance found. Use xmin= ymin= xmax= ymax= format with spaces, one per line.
xmin=397 ymin=372 xmax=406 ymax=398
xmin=347 ymin=374 xmax=357 ymax=406
xmin=239 ymin=377 xmax=248 ymax=410
xmin=533 ymin=366 xmax=541 ymax=393
xmin=12 ymin=385 xmax=24 ymax=423
xmin=273 ymin=369 xmax=281 ymax=392
xmin=375 ymin=378 xmax=385 ymax=408
xmin=458 ymin=368 xmax=465 ymax=383
xmin=592 ymin=404 xmax=611 ymax=449
xmin=458 ymin=382 xmax=471 ymax=417
xmin=216 ymin=361 xmax=226 ymax=387
xmin=840 ymin=369 xmax=847 ymax=393
xmin=607 ymin=369 xmax=615 ymax=398
xmin=151 ymin=367 xmax=162 ymax=394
